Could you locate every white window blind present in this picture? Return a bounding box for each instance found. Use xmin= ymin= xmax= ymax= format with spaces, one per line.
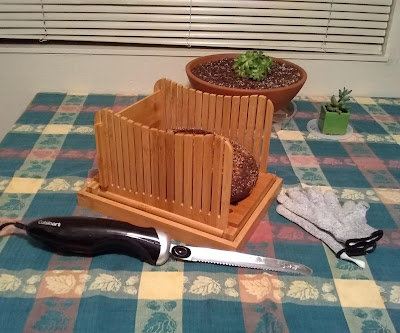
xmin=0 ymin=0 xmax=393 ymax=55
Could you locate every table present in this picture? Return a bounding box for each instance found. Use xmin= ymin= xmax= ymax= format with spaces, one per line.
xmin=0 ymin=93 xmax=399 ymax=333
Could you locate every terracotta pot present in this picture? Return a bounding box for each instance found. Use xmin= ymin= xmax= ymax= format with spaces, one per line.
xmin=186 ymin=53 xmax=307 ymax=111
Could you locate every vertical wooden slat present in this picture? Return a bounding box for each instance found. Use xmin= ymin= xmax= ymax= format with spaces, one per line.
xmin=170 ymin=81 xmax=177 ymax=128
xmin=114 ymin=114 xmax=125 ymax=190
xmin=94 ymin=123 xmax=106 ymax=186
xmin=244 ymin=95 xmax=258 ymax=152
xmin=142 ymin=125 xmax=152 ymax=200
xmin=260 ymin=99 xmax=274 ymax=173
xmin=164 ymin=79 xmax=172 ymax=129
xmin=120 ymin=116 xmax=131 ymax=192
xmin=182 ymin=86 xmax=189 ymax=128
xmin=201 ymin=92 xmax=210 ymax=130
xmin=229 ymin=96 xmax=240 ymax=142
xmin=153 ymin=79 xmax=162 ymax=92
xmin=166 ymin=131 xmax=175 ymax=204
xmin=221 ymin=96 xmax=232 ymax=138
xmin=253 ymin=96 xmax=267 ymax=163
xmin=127 ymin=119 xmax=137 ymax=194
xmin=174 ymin=133 xmax=184 ymax=206
xmin=94 ymin=111 xmax=108 ymax=187
xmin=214 ymin=95 xmax=224 ymax=135
xmin=158 ymin=130 xmax=167 ymax=205
xmin=210 ymin=136 xmax=224 ymax=226
xmin=157 ymin=79 xmax=167 ymax=130
xmin=134 ymin=123 xmax=144 ymax=195
xmin=176 ymin=84 xmax=183 ymax=128
xmin=149 ymin=128 xmax=159 ymax=200
xmin=99 ymin=110 xmax=112 ymax=188
xmin=207 ymin=94 xmax=217 ymax=133
xmin=106 ymin=110 xmax=119 ymax=188
xmin=194 ymin=90 xmax=203 ymax=128
xmin=201 ymin=134 xmax=213 ymax=218
xmin=188 ymin=89 xmax=196 ymax=128
xmin=237 ymin=96 xmax=249 ymax=146
xmin=219 ymin=141 xmax=233 ymax=229
xmin=183 ymin=134 xmax=193 ymax=211
xmin=192 ymin=135 xmax=203 ymax=215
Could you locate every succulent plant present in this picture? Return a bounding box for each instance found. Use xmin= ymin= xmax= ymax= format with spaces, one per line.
xmin=233 ymin=50 xmax=274 ymax=81
xmin=325 ymin=88 xmax=352 ymax=114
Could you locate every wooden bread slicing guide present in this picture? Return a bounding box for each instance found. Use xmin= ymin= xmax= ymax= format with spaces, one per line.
xmin=78 ymin=79 xmax=282 ymax=250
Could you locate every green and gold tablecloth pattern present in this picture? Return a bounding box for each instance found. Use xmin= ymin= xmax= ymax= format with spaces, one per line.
xmin=0 ymin=93 xmax=399 ymax=332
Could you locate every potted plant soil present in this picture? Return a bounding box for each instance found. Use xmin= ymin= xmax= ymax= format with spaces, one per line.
xmin=186 ymin=50 xmax=307 ymax=111
xmin=319 ymin=88 xmax=352 ymax=135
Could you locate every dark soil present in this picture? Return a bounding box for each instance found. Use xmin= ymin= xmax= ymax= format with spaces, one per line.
xmin=192 ymin=58 xmax=301 ymax=90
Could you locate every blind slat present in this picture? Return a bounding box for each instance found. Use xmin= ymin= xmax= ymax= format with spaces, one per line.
xmin=0 ymin=7 xmax=390 ymax=21
xmin=0 ymin=0 xmax=391 ymax=6
xmin=0 ymin=28 xmax=384 ymax=44
xmin=0 ymin=34 xmax=383 ymax=54
xmin=0 ymin=19 xmax=389 ymax=32
xmin=0 ymin=3 xmax=391 ymax=13
xmin=1 ymin=20 xmax=385 ymax=37
xmin=0 ymin=14 xmax=388 ymax=29
xmin=2 ymin=13 xmax=387 ymax=30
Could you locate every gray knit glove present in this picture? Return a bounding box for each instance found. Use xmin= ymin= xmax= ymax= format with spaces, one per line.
xmin=276 ymin=187 xmax=383 ymax=267
xmin=322 ymin=191 xmax=382 ymax=247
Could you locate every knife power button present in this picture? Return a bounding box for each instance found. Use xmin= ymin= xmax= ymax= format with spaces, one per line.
xmin=171 ymin=245 xmax=191 ymax=259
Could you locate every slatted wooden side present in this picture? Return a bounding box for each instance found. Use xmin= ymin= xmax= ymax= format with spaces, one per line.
xmin=154 ymin=78 xmax=274 ymax=173
xmin=117 ymin=90 xmax=163 ymax=129
xmin=95 ymin=108 xmax=233 ymax=230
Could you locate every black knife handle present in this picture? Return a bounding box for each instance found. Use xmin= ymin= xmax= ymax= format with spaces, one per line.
xmin=24 ymin=216 xmax=171 ymax=265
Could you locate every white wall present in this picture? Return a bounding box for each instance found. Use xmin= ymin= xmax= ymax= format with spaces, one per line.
xmin=0 ymin=3 xmax=399 ymax=142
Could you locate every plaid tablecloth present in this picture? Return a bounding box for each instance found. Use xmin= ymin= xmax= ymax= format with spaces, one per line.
xmin=0 ymin=93 xmax=399 ymax=333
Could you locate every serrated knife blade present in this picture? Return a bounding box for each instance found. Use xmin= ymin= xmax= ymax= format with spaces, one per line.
xmin=169 ymin=244 xmax=312 ymax=275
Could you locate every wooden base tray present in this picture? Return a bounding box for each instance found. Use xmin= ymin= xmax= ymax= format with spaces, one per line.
xmin=78 ymin=173 xmax=282 ymax=251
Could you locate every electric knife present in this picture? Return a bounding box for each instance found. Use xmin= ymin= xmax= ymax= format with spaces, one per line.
xmin=1 ymin=216 xmax=312 ymax=275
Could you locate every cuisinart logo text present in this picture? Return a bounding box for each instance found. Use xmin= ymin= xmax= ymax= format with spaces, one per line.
xmin=38 ymin=220 xmax=61 ymax=227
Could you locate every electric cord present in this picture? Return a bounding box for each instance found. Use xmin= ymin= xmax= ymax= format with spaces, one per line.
xmin=0 ymin=222 xmax=26 ymax=231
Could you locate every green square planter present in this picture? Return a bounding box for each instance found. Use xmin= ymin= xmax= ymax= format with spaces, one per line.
xmin=318 ymin=104 xmax=350 ymax=135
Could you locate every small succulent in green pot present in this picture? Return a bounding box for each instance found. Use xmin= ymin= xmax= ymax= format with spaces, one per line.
xmin=319 ymin=88 xmax=352 ymax=135
xmin=233 ymin=50 xmax=274 ymax=81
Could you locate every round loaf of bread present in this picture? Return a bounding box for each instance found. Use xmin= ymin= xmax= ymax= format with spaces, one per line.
xmin=169 ymin=128 xmax=259 ymax=203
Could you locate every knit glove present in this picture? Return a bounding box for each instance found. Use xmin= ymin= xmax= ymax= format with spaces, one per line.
xmin=323 ymin=190 xmax=382 ymax=248
xmin=276 ymin=187 xmax=383 ymax=267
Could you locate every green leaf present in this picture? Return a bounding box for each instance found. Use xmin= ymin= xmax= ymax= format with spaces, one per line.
xmin=361 ymin=320 xmax=392 ymax=333
xmin=253 ymin=304 xmax=265 ymax=314
xmin=370 ymin=309 xmax=383 ymax=320
xmin=255 ymin=312 xmax=284 ymax=333
xmin=33 ymin=311 xmax=69 ymax=332
xmin=146 ymin=301 xmax=161 ymax=311
xmin=353 ymin=308 xmax=368 ymax=319
xmin=265 ymin=300 xmax=278 ymax=312
xmin=165 ymin=266 xmax=179 ymax=272
xmin=44 ymin=298 xmax=58 ymax=308
xmin=336 ymin=260 xmax=361 ymax=271
xmin=246 ymin=243 xmax=256 ymax=249
xmin=0 ymin=199 xmax=25 ymax=211
xmin=163 ymin=301 xmax=177 ymax=312
xmin=142 ymin=312 xmax=177 ymax=333
xmin=61 ymin=299 xmax=74 ymax=309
